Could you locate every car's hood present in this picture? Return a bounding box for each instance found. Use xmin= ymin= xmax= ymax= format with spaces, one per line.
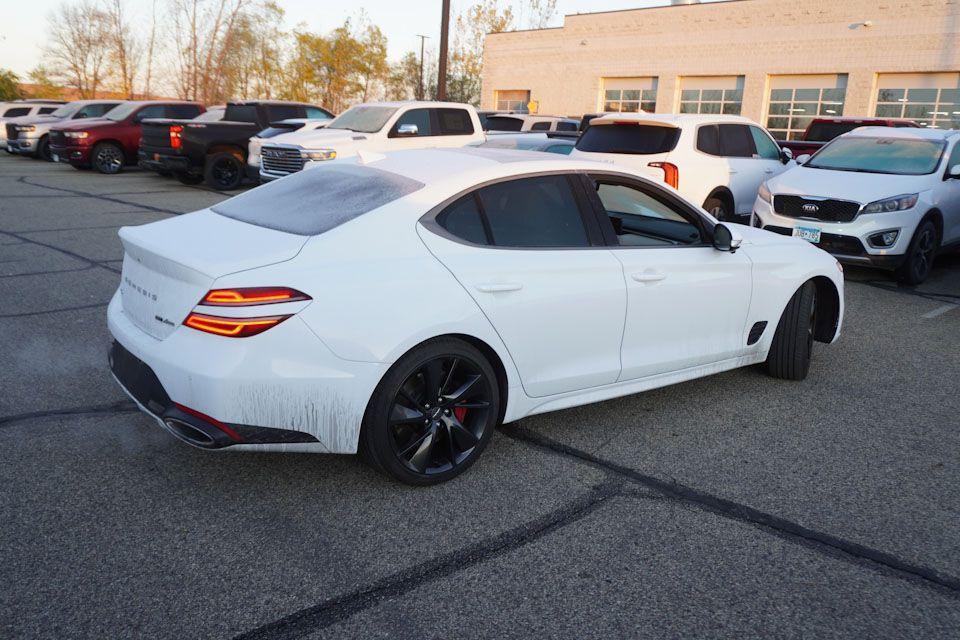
xmin=268 ymin=127 xmax=372 ymax=150
xmin=9 ymin=114 xmax=64 ymax=126
xmin=53 ymin=118 xmax=116 ymax=131
xmin=767 ymin=165 xmax=928 ymax=204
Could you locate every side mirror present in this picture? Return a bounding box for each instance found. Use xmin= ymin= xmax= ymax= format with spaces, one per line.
xmin=396 ymin=123 xmax=419 ymax=137
xmin=796 ymin=154 xmax=811 ymax=165
xmin=780 ymin=147 xmax=793 ymax=164
xmin=948 ymin=164 xmax=960 ymax=179
xmin=713 ymin=223 xmax=743 ymax=253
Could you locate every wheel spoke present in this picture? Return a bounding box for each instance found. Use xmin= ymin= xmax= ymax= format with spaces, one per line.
xmin=421 ymin=359 xmax=445 ymax=400
xmin=444 ymin=374 xmax=481 ymax=403
xmin=453 ymin=400 xmax=490 ymax=409
xmin=445 ymin=426 xmax=458 ymax=467
xmin=440 ymin=357 xmax=459 ymax=395
xmin=390 ymin=403 xmax=425 ymax=425
xmin=398 ymin=388 xmax=426 ymax=413
xmin=448 ymin=419 xmax=479 ymax=450
xmin=404 ymin=429 xmax=436 ymax=472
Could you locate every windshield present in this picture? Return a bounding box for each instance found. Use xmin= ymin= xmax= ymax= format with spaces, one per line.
xmin=105 ymin=102 xmax=140 ymax=121
xmin=806 ymin=137 xmax=945 ymax=175
xmin=50 ymin=103 xmax=82 ymax=118
xmin=326 ymin=105 xmax=397 ymax=133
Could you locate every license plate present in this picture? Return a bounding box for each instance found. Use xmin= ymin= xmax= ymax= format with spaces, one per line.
xmin=153 ymin=153 xmax=160 ymax=161
xmin=793 ymin=226 xmax=821 ymax=243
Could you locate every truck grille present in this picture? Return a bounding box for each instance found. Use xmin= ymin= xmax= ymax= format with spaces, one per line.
xmin=260 ymin=146 xmax=304 ymax=175
xmin=5 ymin=123 xmax=17 ymax=141
xmin=773 ymin=195 xmax=861 ymax=223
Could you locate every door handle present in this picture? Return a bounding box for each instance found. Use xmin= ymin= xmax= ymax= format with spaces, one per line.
xmin=475 ymin=282 xmax=523 ymax=293
xmin=631 ymin=272 xmax=666 ymax=283
xmin=728 ymin=169 xmax=738 ymax=174
xmin=764 ymin=168 xmax=775 ymax=174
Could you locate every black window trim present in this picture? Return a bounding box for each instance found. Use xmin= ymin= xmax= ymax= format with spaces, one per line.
xmin=694 ymin=122 xmax=764 ymax=159
xmin=580 ymin=171 xmax=715 ymax=249
xmin=419 ymin=170 xmax=608 ymax=251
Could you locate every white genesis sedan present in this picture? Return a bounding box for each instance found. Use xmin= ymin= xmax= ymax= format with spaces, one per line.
xmin=108 ymin=148 xmax=844 ymax=485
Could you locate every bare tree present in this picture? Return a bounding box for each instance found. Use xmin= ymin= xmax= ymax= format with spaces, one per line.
xmin=44 ymin=1 xmax=110 ymax=98
xmin=143 ymin=0 xmax=159 ymax=98
xmin=105 ymin=0 xmax=142 ymax=98
xmin=169 ymin=0 xmax=248 ymax=104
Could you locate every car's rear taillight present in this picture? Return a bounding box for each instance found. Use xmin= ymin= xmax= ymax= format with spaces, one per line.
xmin=200 ymin=287 xmax=310 ymax=306
xmin=648 ymin=162 xmax=679 ymax=189
xmin=184 ymin=312 xmax=291 ymax=338
xmin=170 ymin=125 xmax=183 ymax=149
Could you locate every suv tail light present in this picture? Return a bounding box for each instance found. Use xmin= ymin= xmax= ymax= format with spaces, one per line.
xmin=200 ymin=287 xmax=311 ymax=306
xmin=170 ymin=125 xmax=183 ymax=149
xmin=648 ymin=162 xmax=679 ymax=189
xmin=184 ymin=312 xmax=291 ymax=338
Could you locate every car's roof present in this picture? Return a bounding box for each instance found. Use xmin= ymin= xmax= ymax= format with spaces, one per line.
xmin=844 ymin=126 xmax=959 ymax=140
xmin=355 ymin=100 xmax=475 ymax=110
xmin=591 ymin=113 xmax=754 ymax=127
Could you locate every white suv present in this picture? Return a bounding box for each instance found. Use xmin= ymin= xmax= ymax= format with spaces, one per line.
xmin=570 ymin=114 xmax=792 ymax=220
xmin=753 ymin=127 xmax=960 ymax=284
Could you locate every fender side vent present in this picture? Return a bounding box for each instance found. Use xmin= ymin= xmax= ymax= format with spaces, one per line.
xmin=748 ymin=321 xmax=768 ymax=345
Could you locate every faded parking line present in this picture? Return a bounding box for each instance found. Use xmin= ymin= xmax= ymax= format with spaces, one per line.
xmin=922 ymin=304 xmax=958 ymax=319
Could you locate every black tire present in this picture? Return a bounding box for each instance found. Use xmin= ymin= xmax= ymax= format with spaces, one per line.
xmin=703 ymin=196 xmax=730 ymax=221
xmin=896 ymin=219 xmax=939 ymax=285
xmin=174 ymin=171 xmax=204 ymax=185
xmin=37 ymin=135 xmax=52 ymax=162
xmin=204 ymin=152 xmax=244 ymax=190
xmin=91 ymin=142 xmax=125 ymax=174
xmin=766 ymin=281 xmax=816 ymax=381
xmin=360 ymin=338 xmax=501 ymax=485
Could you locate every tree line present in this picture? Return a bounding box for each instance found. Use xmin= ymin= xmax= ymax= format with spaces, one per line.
xmin=0 ymin=0 xmax=557 ymax=110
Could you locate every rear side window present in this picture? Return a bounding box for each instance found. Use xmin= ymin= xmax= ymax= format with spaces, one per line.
xmin=576 ymin=124 xmax=681 ymax=155
xmin=136 ymin=105 xmax=166 ymax=120
xmin=3 ymin=107 xmax=29 ymax=117
xmin=718 ymin=124 xmax=754 ymax=158
xmin=39 ymin=107 xmax=57 ymax=115
xmin=485 ymin=116 xmax=523 ymax=132
xmin=530 ymin=121 xmax=551 ymax=131
xmin=557 ymin=121 xmax=578 ymax=132
xmin=168 ymin=104 xmax=201 ymax=119
xmin=212 ymin=164 xmax=424 ymax=236
xmin=437 ymin=108 xmax=474 ymax=135
xmin=696 ymin=125 xmax=721 ymax=155
xmin=267 ymin=105 xmax=305 ymax=121
xmin=224 ymin=105 xmax=259 ymax=123
xmin=437 ymin=195 xmax=488 ymax=245
xmin=478 ymin=175 xmax=589 ymax=248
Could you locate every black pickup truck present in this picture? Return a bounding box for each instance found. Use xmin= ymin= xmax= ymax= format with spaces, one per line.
xmin=139 ymin=101 xmax=332 ymax=189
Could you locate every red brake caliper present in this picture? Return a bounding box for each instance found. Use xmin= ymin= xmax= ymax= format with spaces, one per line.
xmin=453 ymin=407 xmax=468 ymax=423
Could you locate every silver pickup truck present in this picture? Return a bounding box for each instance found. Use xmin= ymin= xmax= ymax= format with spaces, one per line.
xmin=7 ymin=100 xmax=120 ymax=161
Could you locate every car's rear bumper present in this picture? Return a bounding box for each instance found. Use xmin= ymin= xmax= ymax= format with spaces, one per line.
xmin=107 ymin=290 xmax=387 ymax=454
xmin=138 ymin=148 xmax=193 ymax=173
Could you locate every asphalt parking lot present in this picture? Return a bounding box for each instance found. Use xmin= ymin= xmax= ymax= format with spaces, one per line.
xmin=1 ymin=153 xmax=959 ymax=639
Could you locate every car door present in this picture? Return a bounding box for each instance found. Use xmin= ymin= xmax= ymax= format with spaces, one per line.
xmin=387 ymin=108 xmax=438 ymax=151
xmin=418 ymin=173 xmax=627 ymax=398
xmin=940 ymin=140 xmax=960 ymax=244
xmin=433 ymin=108 xmax=482 ymax=148
xmin=749 ymin=124 xmax=789 ymax=181
xmin=584 ymin=172 xmax=752 ymax=380
xmin=719 ymin=123 xmax=774 ymax=216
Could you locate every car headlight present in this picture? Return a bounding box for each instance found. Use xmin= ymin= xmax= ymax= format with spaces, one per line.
xmin=757 ymin=181 xmax=772 ymax=204
xmin=15 ymin=125 xmax=36 ymax=132
xmin=300 ymin=149 xmax=336 ymax=161
xmin=64 ymin=131 xmax=89 ymax=139
xmin=862 ymin=193 xmax=918 ymax=214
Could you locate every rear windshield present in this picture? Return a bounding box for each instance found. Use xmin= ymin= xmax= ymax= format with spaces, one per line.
xmin=805 ymin=122 xmax=866 ymax=142
xmin=193 ymin=108 xmax=225 ymax=122
xmin=576 ymin=124 xmax=681 ymax=154
xmin=484 ymin=116 xmax=523 ymax=132
xmin=211 ymin=164 xmax=424 ymax=236
xmin=806 ymin=137 xmax=945 ymax=175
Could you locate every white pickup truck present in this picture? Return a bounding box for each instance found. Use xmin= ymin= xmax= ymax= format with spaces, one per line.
xmin=258 ymin=101 xmax=486 ymax=181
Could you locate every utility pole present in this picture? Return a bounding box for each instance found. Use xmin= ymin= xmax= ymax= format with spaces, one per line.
xmin=437 ymin=0 xmax=450 ymax=101
xmin=416 ymin=34 xmax=429 ymax=100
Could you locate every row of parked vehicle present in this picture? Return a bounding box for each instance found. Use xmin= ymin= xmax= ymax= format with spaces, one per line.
xmin=3 ymin=96 xmax=958 ymax=284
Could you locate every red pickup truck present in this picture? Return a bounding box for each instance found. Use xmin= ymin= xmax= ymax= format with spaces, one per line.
xmin=777 ymin=117 xmax=920 ymax=157
xmin=50 ymin=100 xmax=204 ymax=174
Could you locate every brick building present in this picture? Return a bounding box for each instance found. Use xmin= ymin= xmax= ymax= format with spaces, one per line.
xmin=480 ymin=0 xmax=960 ymax=139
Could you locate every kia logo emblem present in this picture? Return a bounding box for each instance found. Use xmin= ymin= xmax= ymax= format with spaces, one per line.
xmin=802 ymin=203 xmax=819 ymax=213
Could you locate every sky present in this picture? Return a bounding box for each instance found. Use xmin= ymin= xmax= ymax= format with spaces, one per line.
xmin=0 ymin=0 xmax=723 ymax=78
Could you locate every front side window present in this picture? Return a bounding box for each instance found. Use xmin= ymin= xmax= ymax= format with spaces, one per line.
xmin=266 ymin=105 xmax=304 ymax=121
xmin=530 ymin=121 xmax=551 ymax=131
xmin=718 ymin=124 xmax=754 ymax=158
xmin=135 ymin=105 xmax=166 ymax=121
xmin=224 ymin=105 xmax=259 ymax=123
xmin=749 ymin=126 xmax=781 ymax=160
xmin=326 ymin=105 xmax=397 ymax=133
xmin=806 ymin=137 xmax=945 ymax=175
xmin=576 ymin=124 xmax=681 ymax=155
xmin=593 ymin=180 xmax=704 ymax=246
xmin=391 ymin=108 xmax=433 ymax=136
xmin=557 ymin=121 xmax=578 ymax=132
xmin=78 ymin=103 xmax=119 ymax=118
xmin=946 ymin=142 xmax=960 ymax=173
xmin=437 ymin=108 xmax=474 ymax=135
xmin=305 ymin=106 xmax=333 ymax=120
xmin=168 ymin=104 xmax=201 ymax=119
xmin=51 ymin=104 xmax=81 ymax=118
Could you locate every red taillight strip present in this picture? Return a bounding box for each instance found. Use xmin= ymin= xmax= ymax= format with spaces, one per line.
xmin=201 ymin=287 xmax=311 ymax=307
xmin=173 ymin=402 xmax=244 ymax=442
xmin=183 ymin=312 xmax=290 ymax=338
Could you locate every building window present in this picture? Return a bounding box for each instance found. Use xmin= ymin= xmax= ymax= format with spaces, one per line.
xmin=602 ymin=77 xmax=657 ymax=113
xmin=766 ymin=74 xmax=847 ymax=141
xmin=679 ymin=76 xmax=744 ymax=115
xmin=875 ymin=73 xmax=960 ymax=129
xmin=495 ymin=90 xmax=530 ymax=112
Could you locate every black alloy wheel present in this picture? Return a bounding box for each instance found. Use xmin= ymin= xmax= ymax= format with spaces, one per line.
xmin=92 ymin=142 xmax=125 ymax=174
xmin=362 ymin=339 xmax=500 ymax=485
xmin=897 ymin=220 xmax=939 ymax=285
xmin=204 ymin=152 xmax=244 ymax=190
xmin=38 ymin=135 xmax=52 ymax=162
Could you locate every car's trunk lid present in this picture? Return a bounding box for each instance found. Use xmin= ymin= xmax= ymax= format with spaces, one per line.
xmin=118 ymin=210 xmax=309 ymax=340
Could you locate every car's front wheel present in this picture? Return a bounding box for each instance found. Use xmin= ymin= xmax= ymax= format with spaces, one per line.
xmin=703 ymin=196 xmax=730 ymax=221
xmin=204 ymin=152 xmax=244 ymax=190
xmin=896 ymin=219 xmax=939 ymax=285
xmin=37 ymin=135 xmax=52 ymax=161
xmin=360 ymin=338 xmax=500 ymax=485
xmin=92 ymin=142 xmax=125 ymax=174
xmin=766 ymin=281 xmax=816 ymax=381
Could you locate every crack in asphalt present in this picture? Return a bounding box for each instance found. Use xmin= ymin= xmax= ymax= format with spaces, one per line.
xmin=499 ymin=423 xmax=960 ymax=598
xmin=0 ymin=401 xmax=137 ymax=429
xmin=17 ymin=175 xmax=183 ymax=216
xmin=0 ymin=230 xmax=120 ymax=274
xmin=232 ymin=481 xmax=620 ymax=640
xmin=0 ymin=264 xmax=97 ymax=280
xmin=0 ymin=301 xmax=110 ymax=319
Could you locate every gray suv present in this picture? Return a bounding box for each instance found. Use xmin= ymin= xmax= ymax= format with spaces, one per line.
xmin=7 ymin=100 xmax=121 ymax=161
